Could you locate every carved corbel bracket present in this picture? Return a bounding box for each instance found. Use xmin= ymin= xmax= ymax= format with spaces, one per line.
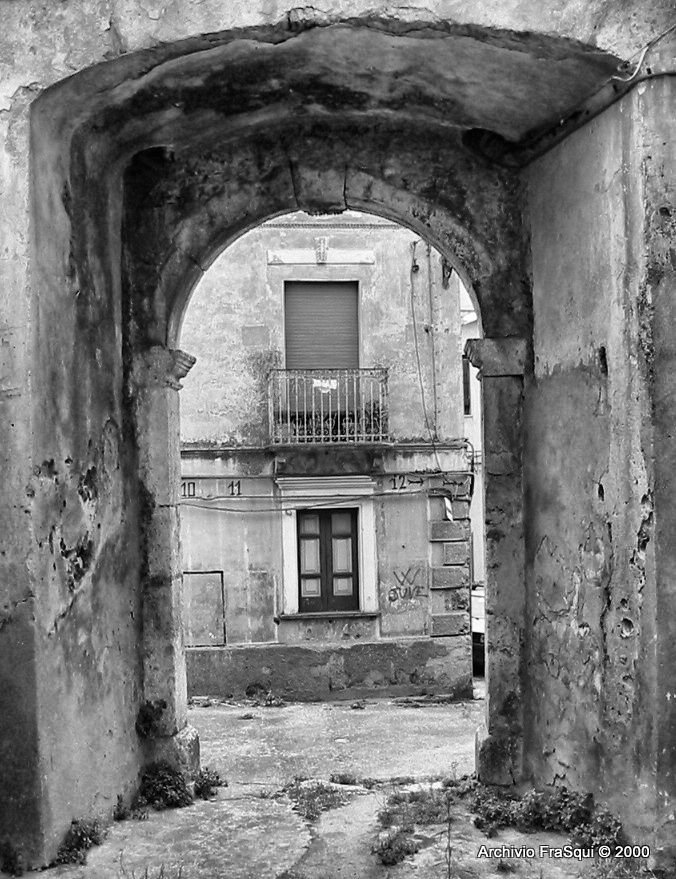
xmin=133 ymin=345 xmax=196 ymax=391
xmin=464 ymin=338 xmax=527 ymax=378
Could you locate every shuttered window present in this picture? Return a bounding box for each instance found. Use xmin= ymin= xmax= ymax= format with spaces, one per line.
xmin=284 ymin=281 xmax=359 ymax=369
xmin=297 ymin=508 xmax=360 ymax=612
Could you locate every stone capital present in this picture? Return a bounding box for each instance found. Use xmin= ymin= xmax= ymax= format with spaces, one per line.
xmin=464 ymin=338 xmax=527 ymax=377
xmin=134 ymin=345 xmax=196 ymax=391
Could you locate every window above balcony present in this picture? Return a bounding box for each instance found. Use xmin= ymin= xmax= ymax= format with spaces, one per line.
xmin=268 ymin=368 xmax=389 ymax=445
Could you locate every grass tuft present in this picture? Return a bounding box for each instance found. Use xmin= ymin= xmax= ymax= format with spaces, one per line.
xmin=283 ymin=778 xmax=349 ymax=821
xmin=194 ymin=767 xmax=226 ymax=800
xmin=118 ymin=863 xmax=186 ymax=878
xmin=373 ymin=829 xmax=420 ymax=865
xmin=139 ymin=762 xmax=193 ymax=811
xmin=53 ymin=818 xmax=106 ymax=865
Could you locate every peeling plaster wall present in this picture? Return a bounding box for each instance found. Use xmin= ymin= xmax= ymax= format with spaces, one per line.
xmin=180 ymin=477 xmax=281 ymax=646
xmin=641 ymin=75 xmax=676 ymax=863
xmin=524 ymin=91 xmax=656 ymax=841
xmin=187 ymin=637 xmax=471 ymax=702
xmin=1 ymin=1 xmax=672 ymax=867
xmin=22 ymin=98 xmax=146 ymax=859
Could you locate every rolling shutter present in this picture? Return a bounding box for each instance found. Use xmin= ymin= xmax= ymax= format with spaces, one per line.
xmin=284 ymin=281 xmax=359 ymax=369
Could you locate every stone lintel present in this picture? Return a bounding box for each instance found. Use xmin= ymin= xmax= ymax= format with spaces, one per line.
xmin=464 ymin=338 xmax=527 ymax=377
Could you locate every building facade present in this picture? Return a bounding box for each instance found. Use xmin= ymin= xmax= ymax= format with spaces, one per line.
xmin=177 ymin=211 xmax=484 ymax=701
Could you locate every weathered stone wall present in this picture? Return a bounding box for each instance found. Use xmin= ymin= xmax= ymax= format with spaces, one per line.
xmin=1 ymin=1 xmax=673 ymax=867
xmin=179 ymin=452 xmax=472 ymax=644
xmin=187 ymin=637 xmax=471 ymax=702
xmin=524 ymin=88 xmax=658 ymax=845
xmin=640 ymin=75 xmax=676 ymax=865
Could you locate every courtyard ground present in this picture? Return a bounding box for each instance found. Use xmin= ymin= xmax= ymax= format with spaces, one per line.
xmin=40 ymin=687 xmax=640 ymax=879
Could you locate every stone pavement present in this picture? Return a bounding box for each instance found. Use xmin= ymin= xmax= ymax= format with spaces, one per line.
xmin=41 ymin=690 xmax=601 ymax=879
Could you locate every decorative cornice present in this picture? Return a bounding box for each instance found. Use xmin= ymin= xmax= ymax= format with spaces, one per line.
xmin=266 ymin=248 xmax=375 ymax=266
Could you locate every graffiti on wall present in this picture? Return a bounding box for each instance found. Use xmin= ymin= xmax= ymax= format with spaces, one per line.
xmin=387 ymin=566 xmax=428 ymax=603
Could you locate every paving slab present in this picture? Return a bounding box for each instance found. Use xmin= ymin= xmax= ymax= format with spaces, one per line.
xmin=36 ymin=693 xmax=605 ymax=879
xmin=194 ymin=696 xmax=484 ymax=786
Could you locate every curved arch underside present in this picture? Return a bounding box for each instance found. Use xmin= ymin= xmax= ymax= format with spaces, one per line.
xmin=46 ymin=17 xmax=621 ymax=154
xmin=30 ymin=17 xmax=619 ymax=347
xmin=28 ymin=17 xmax=627 ymax=350
xmin=121 ymin=124 xmax=529 ymax=345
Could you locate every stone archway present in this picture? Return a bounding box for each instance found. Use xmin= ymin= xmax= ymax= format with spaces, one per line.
xmin=7 ymin=11 xmax=675 ymax=868
xmin=118 ymin=121 xmax=532 ymax=775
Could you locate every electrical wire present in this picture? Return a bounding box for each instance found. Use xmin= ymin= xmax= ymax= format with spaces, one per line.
xmin=611 ymin=20 xmax=676 ymax=82
xmin=409 ymin=240 xmax=445 ymax=473
xmin=178 ymin=481 xmax=472 ymax=514
xmin=425 ymin=241 xmax=440 ymax=435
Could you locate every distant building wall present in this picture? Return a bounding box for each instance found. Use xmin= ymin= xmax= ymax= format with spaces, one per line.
xmin=178 ymin=211 xmax=483 ymax=700
xmin=179 ymin=213 xmax=469 ymax=446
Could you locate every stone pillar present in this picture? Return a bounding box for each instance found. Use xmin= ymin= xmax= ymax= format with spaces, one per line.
xmin=465 ymin=337 xmax=527 ymax=785
xmin=132 ymin=345 xmax=199 ymax=774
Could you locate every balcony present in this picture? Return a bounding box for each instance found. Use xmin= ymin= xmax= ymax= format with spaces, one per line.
xmin=268 ymin=368 xmax=389 ymax=444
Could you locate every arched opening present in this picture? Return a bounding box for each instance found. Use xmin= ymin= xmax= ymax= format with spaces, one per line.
xmin=18 ymin=12 xmax=673 ymax=868
xmin=175 ymin=208 xmax=486 ymax=711
xmin=23 ymin=28 xmax=531 ymax=856
xmin=172 ymin=206 xmax=489 ymax=797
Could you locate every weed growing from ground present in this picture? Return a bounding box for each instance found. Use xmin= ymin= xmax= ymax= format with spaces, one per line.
xmin=378 ymin=785 xmax=456 ymax=828
xmin=118 ymin=862 xmax=185 ymax=878
xmin=373 ymin=829 xmax=420 ymax=865
xmin=468 ymin=784 xmax=668 ymax=879
xmin=374 ymin=784 xmax=455 ymax=867
xmin=587 ymin=860 xmax=671 ymax=879
xmin=53 ymin=818 xmax=106 ymax=865
xmin=283 ymin=778 xmax=349 ymax=821
xmin=329 ymin=772 xmax=358 ymax=786
xmin=194 ymin=767 xmax=226 ymax=800
xmin=139 ymin=762 xmax=193 ymax=811
xmin=470 ymin=785 xmax=625 ymax=848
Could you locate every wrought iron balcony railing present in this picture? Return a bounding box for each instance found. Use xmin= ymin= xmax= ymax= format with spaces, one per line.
xmin=268 ymin=368 xmax=389 ymax=444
